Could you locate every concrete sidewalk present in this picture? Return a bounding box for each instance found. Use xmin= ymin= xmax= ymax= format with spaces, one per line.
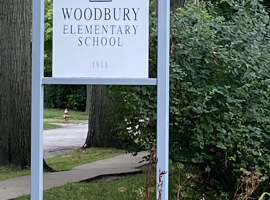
xmin=0 ymin=152 xmax=147 ymax=200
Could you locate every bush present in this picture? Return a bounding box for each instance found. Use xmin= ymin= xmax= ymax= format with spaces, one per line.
xmin=44 ymin=85 xmax=86 ymax=111
xmin=109 ymin=1 xmax=270 ymax=197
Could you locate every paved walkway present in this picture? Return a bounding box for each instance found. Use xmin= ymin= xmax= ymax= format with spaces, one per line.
xmin=43 ymin=123 xmax=88 ymax=158
xmin=0 ymin=152 xmax=147 ymax=200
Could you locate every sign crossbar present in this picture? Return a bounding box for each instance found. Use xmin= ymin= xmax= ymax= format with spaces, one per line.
xmin=42 ymin=77 xmax=157 ymax=85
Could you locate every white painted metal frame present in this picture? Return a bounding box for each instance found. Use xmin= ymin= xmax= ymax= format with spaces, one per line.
xmin=31 ymin=0 xmax=170 ymax=199
xmin=157 ymin=0 xmax=170 ymax=199
xmin=31 ymin=0 xmax=44 ymax=199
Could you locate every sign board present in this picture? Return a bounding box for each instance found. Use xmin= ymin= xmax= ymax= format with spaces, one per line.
xmin=53 ymin=0 xmax=149 ymax=78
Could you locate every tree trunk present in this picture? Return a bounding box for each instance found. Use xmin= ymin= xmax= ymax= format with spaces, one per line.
xmin=43 ymin=159 xmax=55 ymax=172
xmin=85 ymin=85 xmax=91 ymax=115
xmin=0 ymin=0 xmax=31 ymax=167
xmin=155 ymin=0 xmax=185 ymax=12
xmin=171 ymin=0 xmax=185 ymax=10
xmin=83 ymin=85 xmax=115 ymax=148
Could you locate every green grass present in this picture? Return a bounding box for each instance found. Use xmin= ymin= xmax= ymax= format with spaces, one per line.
xmin=0 ymin=148 xmax=124 ymax=181
xmin=0 ymin=166 xmax=30 ymax=181
xmin=43 ymin=109 xmax=88 ymax=130
xmin=44 ymin=109 xmax=88 ymax=120
xmin=46 ymin=148 xmax=125 ymax=171
xmin=43 ymin=121 xmax=61 ymax=130
xmin=16 ymin=174 xmax=148 ymax=200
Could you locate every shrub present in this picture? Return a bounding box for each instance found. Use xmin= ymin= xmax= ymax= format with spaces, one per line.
xmin=44 ymin=85 xmax=86 ymax=111
xmin=109 ymin=1 xmax=270 ymax=197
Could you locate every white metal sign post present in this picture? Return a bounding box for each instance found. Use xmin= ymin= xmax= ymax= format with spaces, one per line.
xmin=31 ymin=0 xmax=170 ymax=199
xmin=31 ymin=0 xmax=44 ymax=199
xmin=157 ymin=0 xmax=170 ymax=199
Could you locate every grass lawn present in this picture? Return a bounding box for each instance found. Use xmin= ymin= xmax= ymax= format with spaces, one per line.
xmin=43 ymin=109 xmax=88 ymax=130
xmin=43 ymin=121 xmax=61 ymax=130
xmin=46 ymin=148 xmax=125 ymax=171
xmin=0 ymin=166 xmax=31 ymax=182
xmin=44 ymin=108 xmax=88 ymax=120
xmin=16 ymin=174 xmax=149 ymax=200
xmin=0 ymin=148 xmax=124 ymax=181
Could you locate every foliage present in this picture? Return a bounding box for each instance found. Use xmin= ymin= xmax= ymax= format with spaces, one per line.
xmin=233 ymin=169 xmax=266 ymax=200
xmin=44 ymin=85 xmax=86 ymax=111
xmin=168 ymin=161 xmax=214 ymax=199
xmin=108 ymin=8 xmax=158 ymax=152
xmin=259 ymin=192 xmax=270 ymax=200
xmin=45 ymin=0 xmax=53 ymax=68
xmin=109 ymin=0 xmax=270 ymax=197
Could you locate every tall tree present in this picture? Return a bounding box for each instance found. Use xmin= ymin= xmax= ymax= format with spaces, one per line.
xmin=83 ymin=85 xmax=115 ymax=148
xmin=0 ymin=0 xmax=31 ymax=167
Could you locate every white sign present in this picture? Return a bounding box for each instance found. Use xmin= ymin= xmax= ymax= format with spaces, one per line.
xmin=53 ymin=0 xmax=149 ymax=78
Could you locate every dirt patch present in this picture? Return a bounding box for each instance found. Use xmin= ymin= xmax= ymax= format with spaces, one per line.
xmin=80 ymin=171 xmax=144 ymax=183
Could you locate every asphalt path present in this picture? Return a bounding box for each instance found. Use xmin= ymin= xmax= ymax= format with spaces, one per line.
xmin=43 ymin=123 xmax=88 ymax=158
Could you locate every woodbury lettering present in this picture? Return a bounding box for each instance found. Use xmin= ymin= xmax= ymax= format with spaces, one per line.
xmin=60 ymin=7 xmax=141 ymax=47
xmin=61 ymin=8 xmax=140 ymax=21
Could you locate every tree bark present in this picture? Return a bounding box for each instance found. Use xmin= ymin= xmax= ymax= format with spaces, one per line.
xmin=0 ymin=0 xmax=31 ymax=167
xmin=155 ymin=0 xmax=185 ymax=12
xmin=85 ymin=85 xmax=91 ymax=115
xmin=83 ymin=85 xmax=115 ymax=148
xmin=43 ymin=159 xmax=56 ymax=172
xmin=171 ymin=0 xmax=185 ymax=10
